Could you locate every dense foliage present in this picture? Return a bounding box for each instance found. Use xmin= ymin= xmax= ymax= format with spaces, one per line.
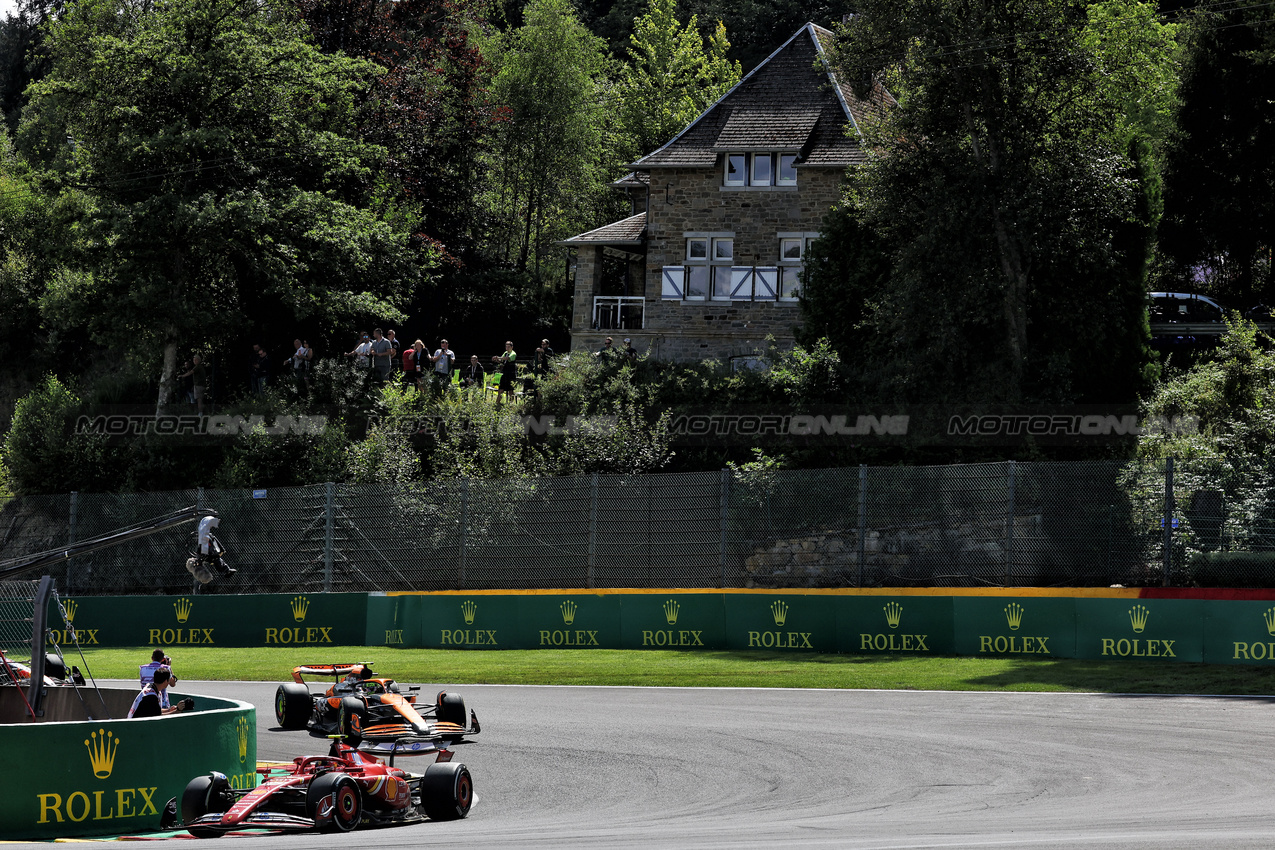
xmin=0 ymin=0 xmax=1270 ymax=494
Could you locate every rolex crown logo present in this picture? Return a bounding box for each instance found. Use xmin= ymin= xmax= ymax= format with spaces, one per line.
xmin=663 ymin=599 xmax=680 ymax=625
xmin=461 ymin=600 xmax=477 ymax=625
xmin=64 ymin=599 xmax=78 ymax=623
xmin=560 ymin=600 xmax=577 ymax=625
xmin=236 ymin=716 xmax=250 ymax=762
xmin=290 ymin=595 xmax=310 ymax=622
xmin=883 ymin=601 xmax=903 ymax=629
xmin=174 ymin=597 xmax=193 ymax=624
xmin=1264 ymin=607 xmax=1275 ymax=637
xmin=1129 ymin=604 xmax=1150 ymax=634
xmin=771 ymin=600 xmax=789 ymax=626
xmin=85 ymin=728 xmax=119 ymax=779
xmin=1004 ymin=602 xmax=1024 ymax=631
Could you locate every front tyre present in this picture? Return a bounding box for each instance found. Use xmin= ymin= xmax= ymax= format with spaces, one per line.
xmin=420 ymin=762 xmax=473 ymax=821
xmin=338 ymin=696 xmax=367 ymax=742
xmin=307 ymin=773 xmax=362 ymax=833
xmin=181 ymin=774 xmax=232 ymax=838
xmin=275 ymin=683 xmax=312 ymax=729
xmin=435 ymin=691 xmax=467 ymax=726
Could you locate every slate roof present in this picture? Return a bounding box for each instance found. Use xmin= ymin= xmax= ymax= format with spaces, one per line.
xmin=610 ymin=172 xmax=650 ymax=188
xmin=631 ymin=23 xmax=894 ymax=170
xmin=558 ymin=212 xmax=646 ymax=246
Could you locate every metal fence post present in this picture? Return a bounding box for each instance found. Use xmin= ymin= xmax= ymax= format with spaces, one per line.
xmin=1005 ymin=461 xmax=1016 ymax=586
xmin=857 ymin=465 xmax=867 ymax=587
xmin=720 ymin=469 xmax=731 ymax=588
xmin=588 ymin=474 xmax=599 ymax=589
xmin=197 ymin=486 xmax=204 ymax=513
xmin=67 ymin=491 xmax=78 ymax=591
xmin=324 ymin=482 xmax=336 ymax=593
xmin=1163 ymin=457 xmax=1175 ymax=587
xmin=459 ymin=479 xmax=469 ymax=589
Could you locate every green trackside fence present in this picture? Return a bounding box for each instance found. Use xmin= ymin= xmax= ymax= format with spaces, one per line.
xmin=0 ymin=694 xmax=255 ymax=840
xmin=38 ymin=589 xmax=1275 ymax=666
xmin=365 ymin=589 xmax=1275 ymax=666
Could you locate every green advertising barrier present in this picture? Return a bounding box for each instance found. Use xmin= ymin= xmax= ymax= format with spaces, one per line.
xmin=953 ymin=596 xmax=1077 ymax=658
xmin=47 ymin=593 xmax=367 ymax=648
xmin=420 ymin=594 xmax=525 ymax=649
xmin=836 ymin=595 xmax=956 ymax=655
xmin=519 ymin=593 xmax=623 ymax=650
xmin=0 ymin=692 xmax=255 ymax=841
xmin=619 ymin=593 xmax=727 ymax=650
xmin=367 ymin=593 xmax=429 ymax=648
xmin=722 ymin=593 xmax=837 ymax=652
xmin=1203 ymin=600 xmax=1275 ymax=666
xmin=1074 ymin=599 xmax=1204 ymax=662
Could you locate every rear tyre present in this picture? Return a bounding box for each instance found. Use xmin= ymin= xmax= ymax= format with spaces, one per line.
xmin=338 ymin=696 xmax=367 ymax=742
xmin=435 ymin=691 xmax=466 ymax=726
xmin=420 ymin=762 xmax=473 ymax=821
xmin=181 ymin=774 xmax=231 ymax=838
xmin=275 ymin=683 xmax=312 ymax=729
xmin=307 ymin=773 xmax=361 ymax=833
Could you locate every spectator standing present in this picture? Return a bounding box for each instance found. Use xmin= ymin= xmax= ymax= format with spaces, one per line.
xmin=370 ymin=329 xmax=393 ymax=381
xmin=492 ymin=341 xmax=517 ymax=402
xmin=430 ymin=338 xmax=455 ymax=397
xmin=532 ymin=345 xmax=553 ymax=377
xmin=250 ymin=344 xmax=269 ymax=396
xmin=622 ymin=338 xmax=638 ymax=362
xmin=596 ymin=337 xmax=616 ymax=361
xmin=403 ymin=340 xmax=421 ymax=391
xmin=290 ymin=338 xmax=312 ymax=395
xmin=180 ymin=354 xmax=207 ymax=415
xmin=462 ymin=354 xmax=485 ymax=390
xmin=386 ymin=330 xmax=401 ymax=374
xmin=347 ymin=333 xmax=372 ymax=369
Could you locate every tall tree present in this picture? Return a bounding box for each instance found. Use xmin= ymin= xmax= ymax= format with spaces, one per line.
xmin=614 ymin=0 xmax=740 ymax=158
xmin=482 ymin=0 xmax=618 ymax=280
xmin=296 ymin=0 xmax=497 ymax=267
xmin=1160 ymin=7 xmax=1274 ymax=305
xmin=825 ymin=0 xmax=1163 ymax=403
xmin=18 ymin=0 xmax=426 ymax=412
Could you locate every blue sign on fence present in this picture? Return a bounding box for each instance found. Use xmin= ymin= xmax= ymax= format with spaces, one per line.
xmin=252 ymin=489 xmax=267 ymax=499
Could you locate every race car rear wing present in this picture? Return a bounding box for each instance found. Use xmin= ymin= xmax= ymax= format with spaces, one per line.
xmin=291 ymin=663 xmax=372 ymax=683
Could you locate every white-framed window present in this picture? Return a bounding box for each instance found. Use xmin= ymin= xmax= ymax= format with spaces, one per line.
xmin=777 ymin=154 xmax=797 ymax=186
xmin=723 ymin=152 xmax=798 ymax=188
xmin=777 ymin=232 xmax=819 ymax=300
xmin=683 ymin=234 xmax=734 ymax=300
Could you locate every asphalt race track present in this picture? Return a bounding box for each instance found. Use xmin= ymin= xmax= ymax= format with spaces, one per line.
xmin=164 ymin=681 xmax=1275 ymax=849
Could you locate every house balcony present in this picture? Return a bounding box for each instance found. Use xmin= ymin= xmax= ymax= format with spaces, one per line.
xmin=593 ymin=296 xmax=645 ymax=330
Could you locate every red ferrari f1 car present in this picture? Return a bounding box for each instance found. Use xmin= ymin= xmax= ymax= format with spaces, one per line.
xmin=274 ymin=663 xmax=480 ymax=743
xmin=174 ymin=739 xmax=473 ymax=835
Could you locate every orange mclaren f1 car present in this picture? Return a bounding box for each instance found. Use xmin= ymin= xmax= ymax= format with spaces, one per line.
xmin=274 ymin=663 xmax=480 ymax=743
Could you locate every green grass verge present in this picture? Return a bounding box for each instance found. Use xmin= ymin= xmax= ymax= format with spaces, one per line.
xmin=66 ymin=647 xmax=1275 ymax=695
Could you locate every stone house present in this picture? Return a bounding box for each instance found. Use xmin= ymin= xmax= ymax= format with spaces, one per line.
xmin=561 ymin=22 xmax=893 ymax=362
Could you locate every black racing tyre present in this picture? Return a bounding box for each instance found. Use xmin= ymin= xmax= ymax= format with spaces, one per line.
xmin=181 ymin=774 xmax=231 ymax=838
xmin=275 ymin=682 xmax=312 ymax=729
xmin=307 ymin=772 xmax=362 ymax=833
xmin=338 ymin=696 xmax=367 ymax=742
xmin=435 ymin=691 xmax=466 ymax=726
xmin=420 ymin=762 xmax=473 ymax=821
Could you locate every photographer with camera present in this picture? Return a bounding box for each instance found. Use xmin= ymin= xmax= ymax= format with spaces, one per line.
xmin=128 ymin=667 xmax=194 ymax=717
